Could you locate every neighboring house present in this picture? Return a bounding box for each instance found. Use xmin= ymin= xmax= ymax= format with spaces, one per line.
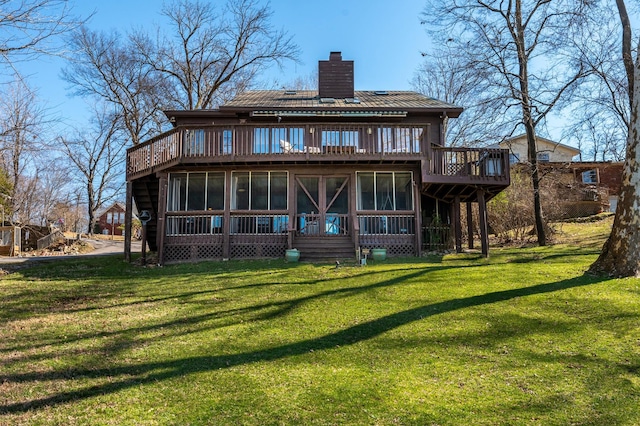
xmin=500 ymin=134 xmax=581 ymax=164
xmin=500 ymin=135 xmax=623 ymax=216
xmin=125 ymin=52 xmax=511 ymax=264
xmin=97 ymin=202 xmax=126 ymax=236
xmin=544 ymin=161 xmax=623 ymax=216
xmin=570 ymin=161 xmax=623 ymax=213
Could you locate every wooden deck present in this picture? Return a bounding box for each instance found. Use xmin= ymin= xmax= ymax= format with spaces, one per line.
xmin=126 ymin=124 xmax=510 ymax=189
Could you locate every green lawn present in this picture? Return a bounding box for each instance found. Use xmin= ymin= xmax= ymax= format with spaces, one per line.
xmin=1 ymin=219 xmax=639 ymax=425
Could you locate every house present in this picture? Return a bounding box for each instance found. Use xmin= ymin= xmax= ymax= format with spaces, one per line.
xmin=499 ymin=134 xmax=622 ymax=216
xmin=500 ymin=134 xmax=581 ymax=164
xmin=124 ymin=52 xmax=510 ymax=264
xmin=96 ymin=202 xmax=126 ymax=236
xmin=568 ymin=161 xmax=623 ymax=213
xmin=537 ymin=161 xmax=623 ymax=216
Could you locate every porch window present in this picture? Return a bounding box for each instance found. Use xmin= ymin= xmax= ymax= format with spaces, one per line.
xmin=167 ymin=172 xmax=225 ymax=211
xmin=207 ymin=173 xmax=225 ymax=209
xmin=168 ymin=172 xmax=187 ymax=211
xmin=356 ymin=171 xmax=413 ymax=211
xmin=231 ymin=171 xmax=288 ymax=210
xmin=187 ymin=173 xmax=206 ymax=210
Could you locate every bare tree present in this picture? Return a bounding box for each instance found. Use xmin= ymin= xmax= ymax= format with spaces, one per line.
xmin=422 ymin=0 xmax=593 ymax=246
xmin=589 ymin=0 xmax=640 ymax=277
xmin=62 ymin=27 xmax=167 ymax=146
xmin=0 ymin=79 xmax=45 ymax=220
xmin=411 ymin=47 xmax=505 ymax=147
xmin=133 ymin=0 xmax=300 ymax=109
xmin=285 ymin=71 xmax=318 ymax=91
xmin=17 ymin=165 xmax=70 ymax=227
xmin=562 ymin=4 xmax=628 ymax=161
xmin=57 ymin=106 xmax=127 ymax=234
xmin=0 ymin=0 xmax=84 ymax=66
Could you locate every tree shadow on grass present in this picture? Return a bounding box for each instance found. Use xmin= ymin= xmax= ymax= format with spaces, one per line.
xmin=0 ymin=272 xmax=606 ymax=414
xmin=1 ymin=264 xmax=449 ymax=357
xmin=1 ymin=257 xmax=441 ymax=322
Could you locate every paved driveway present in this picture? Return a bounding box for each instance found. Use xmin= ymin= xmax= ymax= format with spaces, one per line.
xmin=0 ymin=238 xmax=143 ymax=268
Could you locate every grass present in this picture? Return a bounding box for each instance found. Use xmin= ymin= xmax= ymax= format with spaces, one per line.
xmin=1 ymin=217 xmax=639 ymax=425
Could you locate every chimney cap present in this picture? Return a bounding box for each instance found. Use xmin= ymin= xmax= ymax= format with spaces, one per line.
xmin=329 ymin=51 xmax=342 ymax=61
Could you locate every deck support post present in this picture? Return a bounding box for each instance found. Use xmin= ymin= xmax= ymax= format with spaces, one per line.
xmin=223 ymin=171 xmax=232 ymax=259
xmin=414 ymin=183 xmax=422 ymax=257
xmin=157 ymin=175 xmax=168 ymax=265
xmin=477 ymin=190 xmax=489 ymax=257
xmin=124 ymin=181 xmax=133 ymax=262
xmin=453 ymin=196 xmax=462 ymax=253
xmin=467 ymin=202 xmax=474 ymax=249
xmin=288 ymin=172 xmax=297 ymax=249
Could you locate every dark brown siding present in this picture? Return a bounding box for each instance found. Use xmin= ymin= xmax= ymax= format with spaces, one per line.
xmin=597 ymin=164 xmax=623 ymax=195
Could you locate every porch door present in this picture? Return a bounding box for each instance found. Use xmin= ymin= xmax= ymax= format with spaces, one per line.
xmin=296 ymin=176 xmax=349 ymax=236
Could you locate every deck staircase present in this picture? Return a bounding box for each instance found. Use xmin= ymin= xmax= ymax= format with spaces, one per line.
xmin=131 ymin=177 xmax=159 ymax=251
xmin=292 ymin=236 xmax=355 ymax=261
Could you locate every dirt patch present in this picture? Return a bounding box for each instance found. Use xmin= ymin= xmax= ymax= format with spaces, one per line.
xmin=24 ymin=240 xmax=96 ymax=257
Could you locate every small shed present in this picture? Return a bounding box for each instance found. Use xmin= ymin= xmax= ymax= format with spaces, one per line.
xmin=0 ymin=226 xmax=21 ymax=256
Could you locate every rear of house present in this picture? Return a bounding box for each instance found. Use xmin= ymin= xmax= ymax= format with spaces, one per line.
xmin=125 ymin=52 xmax=510 ymax=264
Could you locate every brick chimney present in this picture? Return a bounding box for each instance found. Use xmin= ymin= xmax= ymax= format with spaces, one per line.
xmin=318 ymin=52 xmax=354 ymax=99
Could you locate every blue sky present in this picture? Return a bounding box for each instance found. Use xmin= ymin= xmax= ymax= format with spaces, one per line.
xmin=16 ymin=0 xmax=431 ymax=126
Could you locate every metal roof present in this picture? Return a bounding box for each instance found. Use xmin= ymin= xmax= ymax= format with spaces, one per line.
xmin=220 ymin=90 xmax=462 ymax=115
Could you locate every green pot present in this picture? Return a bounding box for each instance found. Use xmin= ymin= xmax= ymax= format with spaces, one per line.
xmin=285 ymin=249 xmax=300 ymax=262
xmin=370 ymin=248 xmax=387 ymax=261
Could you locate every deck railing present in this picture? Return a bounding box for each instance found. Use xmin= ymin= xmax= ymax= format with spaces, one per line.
xmin=127 ymin=124 xmax=428 ymax=178
xmin=165 ymin=212 xmax=224 ymax=236
xmin=427 ymin=146 xmax=509 ymax=180
xmin=230 ymin=214 xmax=289 ymax=235
xmin=165 ymin=212 xmax=291 ymax=236
xmin=357 ymin=214 xmax=415 ymax=235
xmin=126 ymin=125 xmax=510 ymax=185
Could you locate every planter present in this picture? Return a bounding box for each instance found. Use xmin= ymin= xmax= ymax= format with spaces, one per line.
xmin=285 ymin=248 xmax=300 ymax=262
xmin=370 ymin=248 xmax=387 ymax=261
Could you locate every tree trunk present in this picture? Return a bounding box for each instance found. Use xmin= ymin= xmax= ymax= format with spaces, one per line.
xmin=616 ymin=0 xmax=634 ymax=107
xmin=515 ymin=0 xmax=546 ymax=246
xmin=589 ymin=44 xmax=640 ymax=277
